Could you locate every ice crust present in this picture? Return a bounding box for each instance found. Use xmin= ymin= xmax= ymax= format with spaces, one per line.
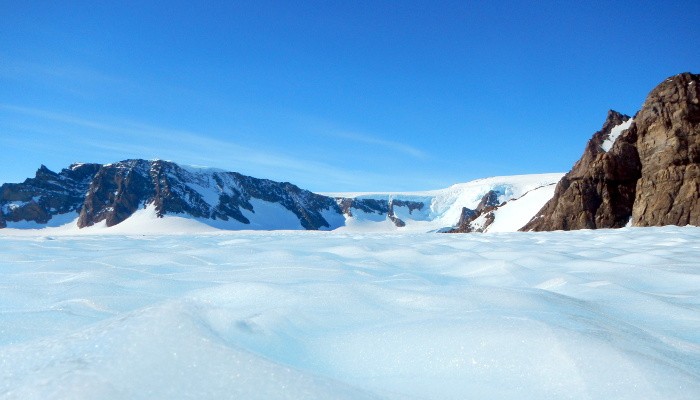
xmin=1 ymin=227 xmax=700 ymax=399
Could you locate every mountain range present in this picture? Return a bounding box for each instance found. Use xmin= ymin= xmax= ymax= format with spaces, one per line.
xmin=1 ymin=72 xmax=698 ymax=233
xmin=0 ymin=157 xmax=561 ymax=233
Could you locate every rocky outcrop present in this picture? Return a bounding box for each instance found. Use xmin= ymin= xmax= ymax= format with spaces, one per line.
xmin=75 ymin=159 xmax=343 ymax=230
xmin=522 ymin=110 xmax=638 ymax=230
xmin=2 ymin=159 xmax=434 ymax=231
xmin=631 ymin=73 xmax=700 ymax=226
xmin=523 ymin=72 xmax=700 ymax=231
xmin=78 ymin=160 xmax=153 ymax=227
xmin=476 ymin=190 xmax=500 ymax=211
xmin=335 ymin=197 xmax=425 ymax=227
xmin=448 ymin=190 xmax=502 ymax=232
xmin=233 ymin=174 xmax=341 ymax=230
xmin=0 ymin=163 xmax=101 ymax=226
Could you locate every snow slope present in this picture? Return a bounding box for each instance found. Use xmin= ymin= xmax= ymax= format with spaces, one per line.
xmin=471 ymin=182 xmax=559 ymax=232
xmin=330 ymin=172 xmax=563 ymax=232
xmin=1 ymin=227 xmax=699 ymax=399
xmin=2 ymin=173 xmax=563 ymax=234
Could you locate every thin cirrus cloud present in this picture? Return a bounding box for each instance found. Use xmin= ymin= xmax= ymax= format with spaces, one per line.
xmin=291 ymin=114 xmax=428 ymax=160
xmin=0 ymin=103 xmax=395 ymax=190
xmin=328 ymin=130 xmax=427 ymax=159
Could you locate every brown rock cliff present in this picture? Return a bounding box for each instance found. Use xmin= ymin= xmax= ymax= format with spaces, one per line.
xmin=631 ymin=73 xmax=700 ymax=226
xmin=523 ymin=72 xmax=700 ymax=231
xmin=522 ymin=110 xmax=638 ymax=230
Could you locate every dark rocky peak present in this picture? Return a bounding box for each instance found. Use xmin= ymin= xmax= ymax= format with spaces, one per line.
xmin=34 ymin=164 xmax=58 ymax=181
xmin=12 ymin=164 xmax=97 ymax=195
xmin=74 ymin=159 xmax=343 ymax=230
xmin=601 ymin=110 xmax=631 ymax=137
xmin=596 ymin=110 xmax=632 ymax=152
xmin=605 ymin=109 xmax=630 ymax=126
xmin=476 ymin=190 xmax=500 ymax=212
xmin=521 ymin=108 xmax=640 ymax=231
xmin=77 ymin=160 xmax=154 ymax=228
xmin=335 ymin=197 xmax=425 ymax=228
xmin=523 ymin=72 xmax=699 ymax=231
xmin=63 ymin=163 xmax=102 ymax=182
xmin=446 ymin=189 xmax=503 ymax=233
xmin=1 ymin=163 xmax=103 ymax=226
xmin=638 ymin=72 xmax=700 ymax=127
xmin=568 ymin=110 xmax=632 ymax=179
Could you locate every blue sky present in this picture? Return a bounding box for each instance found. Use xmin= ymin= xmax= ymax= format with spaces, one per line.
xmin=1 ymin=1 xmax=698 ymax=192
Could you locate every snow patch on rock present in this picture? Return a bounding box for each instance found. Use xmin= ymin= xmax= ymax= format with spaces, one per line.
xmin=601 ymin=118 xmax=634 ymax=152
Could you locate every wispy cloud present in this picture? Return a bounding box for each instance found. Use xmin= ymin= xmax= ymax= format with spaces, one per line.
xmin=0 ymin=104 xmax=394 ymax=190
xmin=0 ymin=104 xmax=129 ymax=132
xmin=287 ymin=113 xmax=428 ymax=160
xmin=328 ymin=130 xmax=427 ymax=159
xmin=0 ymin=58 xmax=132 ymax=87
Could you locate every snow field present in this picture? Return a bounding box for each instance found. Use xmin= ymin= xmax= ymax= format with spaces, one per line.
xmin=1 ymin=227 xmax=700 ymax=399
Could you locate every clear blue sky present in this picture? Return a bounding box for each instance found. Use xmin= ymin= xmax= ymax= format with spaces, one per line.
xmin=1 ymin=1 xmax=698 ymax=192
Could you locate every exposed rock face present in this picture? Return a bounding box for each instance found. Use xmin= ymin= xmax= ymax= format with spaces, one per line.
xmin=522 ymin=110 xmax=638 ymax=230
xmin=523 ymin=72 xmax=700 ymax=231
xmin=448 ymin=190 xmax=502 ymax=233
xmin=1 ymin=163 xmax=101 ymax=226
xmin=335 ymin=197 xmax=425 ymax=227
xmin=78 ymin=160 xmax=153 ymax=228
xmin=448 ymin=207 xmax=478 ymax=233
xmin=1 ymin=159 xmax=432 ymax=230
xmin=632 ymin=73 xmax=700 ymax=226
xmin=476 ymin=190 xmax=500 ymax=212
xmin=76 ymin=159 xmax=342 ymax=230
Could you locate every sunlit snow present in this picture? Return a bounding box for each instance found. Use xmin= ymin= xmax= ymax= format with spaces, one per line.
xmin=3 ymin=173 xmax=564 ymax=234
xmin=328 ymin=173 xmax=564 ymax=232
xmin=1 ymin=227 xmax=699 ymax=399
xmin=601 ymin=118 xmax=634 ymax=152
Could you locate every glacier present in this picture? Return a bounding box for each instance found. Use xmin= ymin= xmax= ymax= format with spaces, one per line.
xmin=1 ymin=227 xmax=699 ymax=399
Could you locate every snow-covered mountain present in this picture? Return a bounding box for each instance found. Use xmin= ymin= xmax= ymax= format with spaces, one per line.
xmin=0 ymin=159 xmax=562 ymax=233
xmin=326 ymin=173 xmax=562 ymax=233
xmin=3 ymin=73 xmax=698 ymax=234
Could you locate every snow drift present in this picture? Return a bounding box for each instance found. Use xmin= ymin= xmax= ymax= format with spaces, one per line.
xmin=1 ymin=227 xmax=699 ymax=399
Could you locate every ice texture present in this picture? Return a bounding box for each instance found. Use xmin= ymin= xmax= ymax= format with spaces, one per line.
xmin=1 ymin=227 xmax=699 ymax=399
